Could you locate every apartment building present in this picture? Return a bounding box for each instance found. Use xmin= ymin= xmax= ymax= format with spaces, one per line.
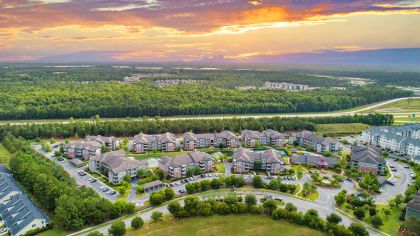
xmin=183 ymin=131 xmax=238 ymax=150
xmin=350 ymin=146 xmax=386 ymax=175
xmin=131 ymin=132 xmax=177 ymax=153
xmin=86 ymin=135 xmax=120 ymax=150
xmin=240 ymin=129 xmax=287 ymax=147
xmin=232 ymin=147 xmax=285 ymax=174
xmin=158 ymin=151 xmax=214 ymax=180
xmin=64 ymin=141 xmax=101 ymax=160
xmin=290 ymin=130 xmax=340 ymax=153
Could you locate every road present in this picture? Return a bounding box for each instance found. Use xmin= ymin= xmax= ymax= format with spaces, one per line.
xmin=3 ymin=97 xmax=419 ymax=125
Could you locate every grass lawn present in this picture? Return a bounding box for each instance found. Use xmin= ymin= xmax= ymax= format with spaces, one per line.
xmin=0 ymin=144 xmax=11 ymax=166
xmin=298 ymin=191 xmax=320 ymax=201
xmin=362 ymin=98 xmax=420 ymax=113
xmin=127 ymin=215 xmax=326 ymax=236
xmin=316 ymin=123 xmax=371 ymax=137
xmin=215 ymin=162 xmax=226 ymax=173
xmin=367 ymin=205 xmax=401 ymax=236
xmin=130 ymin=151 xmax=188 ymax=160
xmin=38 ymin=228 xmax=68 ymax=236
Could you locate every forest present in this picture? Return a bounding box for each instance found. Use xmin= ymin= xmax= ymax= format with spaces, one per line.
xmin=0 ymin=65 xmax=412 ymax=120
xmin=0 ymin=114 xmax=393 ymax=139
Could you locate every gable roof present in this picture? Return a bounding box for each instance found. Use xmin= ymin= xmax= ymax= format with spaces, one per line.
xmin=184 ymin=131 xmax=237 ymax=141
xmin=64 ymin=140 xmax=101 ymax=150
xmin=351 ymin=146 xmax=386 ymax=165
xmin=407 ymin=191 xmax=420 ymax=212
xmin=133 ymin=132 xmax=176 ymax=144
xmin=290 ymin=154 xmax=338 ymax=166
xmin=159 ymin=151 xmax=213 ymax=168
xmin=0 ymin=174 xmax=22 ymax=201
xmin=91 ymin=150 xmax=147 ymax=174
xmin=86 ymin=135 xmax=118 ymax=144
xmin=233 ymin=147 xmax=283 ymax=164
xmin=0 ymin=194 xmax=49 ymax=235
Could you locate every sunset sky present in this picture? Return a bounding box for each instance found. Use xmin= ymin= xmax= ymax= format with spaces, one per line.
xmin=1 ymin=0 xmax=420 ymax=62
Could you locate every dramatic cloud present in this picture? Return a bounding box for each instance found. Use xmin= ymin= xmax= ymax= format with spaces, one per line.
xmin=1 ymin=0 xmax=420 ymax=61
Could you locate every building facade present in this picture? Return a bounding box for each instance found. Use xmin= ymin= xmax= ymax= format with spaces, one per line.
xmin=289 ymin=131 xmax=340 ymax=153
xmin=290 ymin=154 xmax=338 ymax=168
xmin=232 ymin=147 xmax=285 ymax=174
xmin=131 ymin=132 xmax=177 ymax=153
xmin=86 ymin=135 xmax=120 ymax=150
xmin=159 ymin=151 xmax=214 ymax=180
xmin=350 ymin=146 xmax=386 ymax=175
xmin=64 ymin=141 xmax=101 ymax=160
xmin=240 ymin=129 xmax=287 ymax=147
xmin=89 ymin=150 xmax=148 ymax=184
xmin=183 ymin=131 xmax=238 ymax=150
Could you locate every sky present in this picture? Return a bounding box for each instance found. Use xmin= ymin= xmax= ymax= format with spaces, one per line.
xmin=1 ymin=0 xmax=420 ymax=62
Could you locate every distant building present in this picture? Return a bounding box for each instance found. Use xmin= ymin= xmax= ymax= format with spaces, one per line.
xmin=143 ymin=180 xmax=164 ymax=192
xmin=406 ymin=191 xmax=420 ymax=219
xmin=232 ymin=147 xmax=285 ymax=174
xmin=241 ymin=129 xmax=287 ymax=147
xmin=289 ymin=130 xmax=340 ymax=153
xmin=64 ymin=141 xmax=101 ymax=160
xmin=159 ymin=151 xmax=214 ymax=180
xmin=86 ymin=135 xmax=120 ymax=150
xmin=350 ymin=146 xmax=386 ymax=175
xmin=183 ymin=131 xmax=239 ymax=150
xmin=263 ymin=82 xmax=310 ymax=91
xmin=89 ymin=150 xmax=148 ymax=184
xmin=290 ymin=154 xmax=338 ymax=168
xmin=131 ymin=132 xmax=177 ymax=153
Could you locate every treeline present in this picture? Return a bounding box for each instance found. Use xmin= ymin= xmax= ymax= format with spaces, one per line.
xmin=1 ymin=134 xmax=135 ymax=230
xmin=0 ymin=114 xmax=392 ymax=139
xmin=167 ymin=195 xmax=368 ymax=236
xmin=0 ymin=71 xmax=411 ymax=119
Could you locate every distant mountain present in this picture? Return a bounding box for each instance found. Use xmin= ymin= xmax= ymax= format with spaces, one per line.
xmin=243 ymin=48 xmax=420 ymax=66
xmin=37 ymin=48 xmax=420 ymax=66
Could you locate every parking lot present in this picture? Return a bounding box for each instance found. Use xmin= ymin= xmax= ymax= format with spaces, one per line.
xmin=32 ymin=145 xmax=119 ymax=202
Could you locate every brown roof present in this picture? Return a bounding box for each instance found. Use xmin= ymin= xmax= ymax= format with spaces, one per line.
xmin=143 ymin=180 xmax=164 ymax=189
xmin=133 ymin=132 xmax=176 ymax=144
xmin=91 ymin=150 xmax=148 ymax=174
xmin=233 ymin=147 xmax=283 ymax=164
xmin=159 ymin=151 xmax=213 ymax=168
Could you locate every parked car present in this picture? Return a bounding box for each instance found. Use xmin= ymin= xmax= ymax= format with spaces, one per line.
xmin=178 ymin=189 xmax=185 ymax=193
xmin=57 ymin=157 xmax=64 ymax=161
xmin=78 ymin=171 xmax=86 ymax=176
xmin=102 ymin=187 xmax=109 ymax=192
xmin=169 ymin=183 xmax=174 ymax=187
xmin=109 ymin=190 xmax=117 ymax=195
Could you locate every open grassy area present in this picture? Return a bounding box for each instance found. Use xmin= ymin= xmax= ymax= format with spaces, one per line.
xmin=38 ymin=228 xmax=68 ymax=236
xmin=0 ymin=144 xmax=11 ymax=166
xmin=316 ymin=123 xmax=371 ymax=137
xmin=298 ymin=191 xmax=320 ymax=201
xmin=215 ymin=162 xmax=226 ymax=173
xmin=362 ymin=98 xmax=420 ymax=113
xmin=127 ymin=215 xmax=326 ymax=236
xmin=367 ymin=205 xmax=401 ymax=236
xmin=129 ymin=151 xmax=188 ymax=160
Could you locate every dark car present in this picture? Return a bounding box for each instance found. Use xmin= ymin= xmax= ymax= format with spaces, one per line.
xmin=178 ymin=189 xmax=185 ymax=193
xmin=57 ymin=157 xmax=64 ymax=161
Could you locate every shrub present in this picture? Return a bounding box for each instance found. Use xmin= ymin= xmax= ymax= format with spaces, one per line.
xmin=151 ymin=211 xmax=163 ymax=222
xmin=326 ymin=213 xmax=342 ymax=224
xmin=149 ymin=192 xmax=164 ymax=206
xmin=108 ymin=221 xmax=126 ymax=236
xmin=371 ymin=215 xmax=383 ymax=228
xmin=131 ymin=216 xmax=144 ymax=230
xmin=245 ymin=194 xmax=257 ymax=206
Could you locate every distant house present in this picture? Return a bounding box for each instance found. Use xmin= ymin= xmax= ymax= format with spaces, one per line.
xmin=159 ymin=151 xmax=214 ymax=180
xmin=131 ymin=132 xmax=177 ymax=153
xmin=64 ymin=141 xmax=101 ymax=160
xmin=232 ymin=147 xmax=285 ymax=174
xmin=406 ymin=191 xmax=420 ymax=219
xmin=89 ymin=150 xmax=148 ymax=184
xmin=240 ymin=129 xmax=287 ymax=147
xmin=183 ymin=131 xmax=238 ymax=150
xmin=0 ymin=170 xmax=49 ymax=236
xmin=289 ymin=131 xmax=340 ymax=153
xmin=290 ymin=154 xmax=338 ymax=168
xmin=350 ymin=146 xmax=386 ymax=175
xmin=86 ymin=135 xmax=120 ymax=150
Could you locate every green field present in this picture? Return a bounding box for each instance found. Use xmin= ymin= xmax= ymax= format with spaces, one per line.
xmin=0 ymin=144 xmax=11 ymax=166
xmin=316 ymin=123 xmax=371 ymax=137
xmin=366 ymin=205 xmax=401 ymax=236
xmin=215 ymin=162 xmax=226 ymax=173
xmin=127 ymin=215 xmax=325 ymax=236
xmin=38 ymin=228 xmax=67 ymax=236
xmin=362 ymin=98 xmax=420 ymax=113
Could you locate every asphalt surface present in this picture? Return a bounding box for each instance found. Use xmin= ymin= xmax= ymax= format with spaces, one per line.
xmin=32 ymin=145 xmax=118 ymax=202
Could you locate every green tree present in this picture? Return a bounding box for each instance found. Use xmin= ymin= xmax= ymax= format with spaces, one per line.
xmin=285 ymin=202 xmax=297 ymax=212
xmin=164 ymin=187 xmax=175 ymax=200
xmin=353 ymin=208 xmax=365 ymax=220
xmin=108 ymin=221 xmax=126 ymax=236
xmin=151 ymin=211 xmax=163 ymax=222
xmin=349 ymin=223 xmax=368 ymax=236
xmin=131 ymin=216 xmax=144 ymax=230
xmin=326 ymin=213 xmax=342 ymax=224
xmin=371 ymin=215 xmax=383 ymax=228
xmin=87 ymin=231 xmax=104 ymax=236
xmin=245 ymin=194 xmax=257 ymax=206
xmin=149 ymin=192 xmax=164 ymax=206
xmin=252 ymin=175 xmax=264 ymax=188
